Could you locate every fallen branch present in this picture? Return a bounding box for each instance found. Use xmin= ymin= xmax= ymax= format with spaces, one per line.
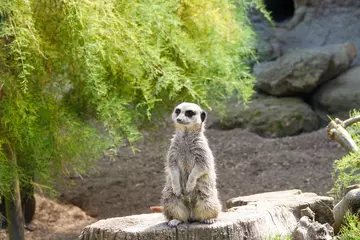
xmin=333 ymin=186 xmax=360 ymax=233
xmin=343 ymin=116 xmax=360 ymax=128
xmin=327 ymin=116 xmax=360 ymax=233
xmin=326 ymin=117 xmax=360 ymax=152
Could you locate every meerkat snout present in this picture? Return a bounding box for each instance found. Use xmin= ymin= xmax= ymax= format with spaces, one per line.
xmin=176 ymin=117 xmax=185 ymax=123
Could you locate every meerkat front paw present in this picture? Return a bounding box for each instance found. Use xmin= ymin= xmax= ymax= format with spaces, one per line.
xmin=202 ymin=218 xmax=216 ymax=224
xmin=172 ymin=185 xmax=181 ymax=197
xmin=168 ymin=219 xmax=182 ymax=227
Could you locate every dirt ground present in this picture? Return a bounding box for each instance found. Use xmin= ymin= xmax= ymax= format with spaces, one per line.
xmin=57 ymin=126 xmax=346 ymax=220
xmin=0 ymin=127 xmax=347 ymax=240
xmin=0 ymin=195 xmax=95 ymax=240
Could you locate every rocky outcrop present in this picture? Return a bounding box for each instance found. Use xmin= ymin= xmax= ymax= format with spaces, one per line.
xmin=276 ymin=0 xmax=360 ymax=64
xmin=306 ymin=0 xmax=360 ymax=7
xmin=221 ymin=1 xmax=360 ymax=137
xmin=312 ymin=66 xmax=360 ymax=123
xmin=248 ymin=8 xmax=281 ymax=61
xmin=210 ymin=95 xmax=318 ymax=138
xmin=254 ymin=43 xmax=356 ymax=96
xmin=79 ymin=190 xmax=334 ymax=240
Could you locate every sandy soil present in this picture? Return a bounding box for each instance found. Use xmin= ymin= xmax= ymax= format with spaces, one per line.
xmin=57 ymin=126 xmax=346 ymax=221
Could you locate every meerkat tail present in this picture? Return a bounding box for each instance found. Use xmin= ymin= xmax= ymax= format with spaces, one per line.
xmin=150 ymin=205 xmax=164 ymax=213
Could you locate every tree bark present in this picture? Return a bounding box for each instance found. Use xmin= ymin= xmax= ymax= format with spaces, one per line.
xmin=4 ymin=144 xmax=25 ymax=240
xmin=79 ymin=190 xmax=334 ymax=240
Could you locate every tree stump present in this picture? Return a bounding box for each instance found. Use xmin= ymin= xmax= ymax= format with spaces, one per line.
xmin=79 ymin=190 xmax=334 ymax=240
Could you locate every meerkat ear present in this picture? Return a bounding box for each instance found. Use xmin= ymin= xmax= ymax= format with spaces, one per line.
xmin=200 ymin=111 xmax=206 ymax=122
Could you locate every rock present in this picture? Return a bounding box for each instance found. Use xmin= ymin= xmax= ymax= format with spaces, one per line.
xmin=306 ymin=0 xmax=360 ymax=9
xmin=276 ymin=2 xmax=307 ymax=30
xmin=248 ymin=8 xmax=281 ymax=61
xmin=312 ymin=66 xmax=360 ymax=124
xmin=292 ymin=216 xmax=334 ymax=240
xmin=79 ymin=190 xmax=334 ymax=240
xmin=276 ymin=0 xmax=360 ymax=64
xmin=333 ymin=186 xmax=360 ymax=233
xmin=254 ymin=43 xmax=356 ymax=96
xmin=209 ymin=95 xmax=319 ymax=138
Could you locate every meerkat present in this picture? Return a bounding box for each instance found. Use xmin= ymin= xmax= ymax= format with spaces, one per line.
xmin=160 ymin=102 xmax=221 ymax=227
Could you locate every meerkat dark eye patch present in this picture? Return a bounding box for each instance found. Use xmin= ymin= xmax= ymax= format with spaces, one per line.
xmin=201 ymin=111 xmax=206 ymax=122
xmin=185 ymin=110 xmax=195 ymax=118
xmin=175 ymin=108 xmax=181 ymax=115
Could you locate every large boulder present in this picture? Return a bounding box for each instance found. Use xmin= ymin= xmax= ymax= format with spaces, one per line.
xmin=248 ymin=8 xmax=281 ymax=61
xmin=254 ymin=43 xmax=357 ymax=96
xmin=79 ymin=190 xmax=334 ymax=240
xmin=306 ymin=0 xmax=360 ymax=7
xmin=276 ymin=0 xmax=360 ymax=64
xmin=209 ymin=95 xmax=319 ymax=138
xmin=312 ymin=65 xmax=360 ymax=124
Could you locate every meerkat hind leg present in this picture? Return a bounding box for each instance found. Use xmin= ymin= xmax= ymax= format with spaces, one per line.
xmin=193 ymin=198 xmax=221 ymax=224
xmin=163 ymin=194 xmax=190 ymax=227
xmin=166 ymin=202 xmax=186 ymax=227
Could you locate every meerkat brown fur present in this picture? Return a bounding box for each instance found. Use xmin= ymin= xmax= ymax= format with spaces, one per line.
xmin=161 ymin=102 xmax=221 ymax=227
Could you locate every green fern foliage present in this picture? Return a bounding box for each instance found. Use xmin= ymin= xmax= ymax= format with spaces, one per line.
xmin=330 ymin=110 xmax=360 ymax=197
xmin=0 ymin=0 xmax=259 ymax=195
xmin=338 ymin=213 xmax=360 ymax=240
xmin=266 ymin=234 xmax=291 ymax=240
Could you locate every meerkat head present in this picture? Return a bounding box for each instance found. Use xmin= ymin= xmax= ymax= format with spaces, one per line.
xmin=172 ymin=102 xmax=206 ymax=132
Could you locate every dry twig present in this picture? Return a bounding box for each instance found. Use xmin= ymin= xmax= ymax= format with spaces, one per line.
xmin=326 ymin=117 xmax=360 ymax=153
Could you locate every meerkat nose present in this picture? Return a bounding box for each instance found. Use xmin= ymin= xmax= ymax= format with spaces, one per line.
xmin=177 ymin=118 xmax=183 ymax=123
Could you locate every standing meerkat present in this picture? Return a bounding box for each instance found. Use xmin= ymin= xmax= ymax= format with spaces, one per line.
xmin=161 ymin=102 xmax=221 ymax=227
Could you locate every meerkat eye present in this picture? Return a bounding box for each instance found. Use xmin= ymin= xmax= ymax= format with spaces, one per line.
xmin=175 ymin=108 xmax=181 ymax=115
xmin=185 ymin=110 xmax=195 ymax=118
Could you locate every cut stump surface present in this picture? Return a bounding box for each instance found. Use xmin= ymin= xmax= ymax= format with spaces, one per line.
xmin=79 ymin=190 xmax=334 ymax=240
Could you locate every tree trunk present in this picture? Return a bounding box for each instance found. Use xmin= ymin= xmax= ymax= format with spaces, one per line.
xmin=4 ymin=144 xmax=24 ymax=240
xmin=79 ymin=190 xmax=334 ymax=240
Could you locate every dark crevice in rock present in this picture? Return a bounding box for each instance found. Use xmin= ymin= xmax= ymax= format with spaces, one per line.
xmin=302 ymin=92 xmax=314 ymax=109
xmin=264 ymin=0 xmax=295 ymax=22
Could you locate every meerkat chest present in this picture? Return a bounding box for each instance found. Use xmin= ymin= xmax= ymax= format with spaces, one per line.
xmin=176 ymin=143 xmax=195 ymax=174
